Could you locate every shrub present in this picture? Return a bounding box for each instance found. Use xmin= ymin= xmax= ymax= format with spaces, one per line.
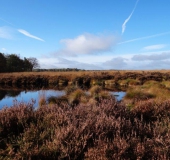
xmin=1 ymin=98 xmax=170 ymax=159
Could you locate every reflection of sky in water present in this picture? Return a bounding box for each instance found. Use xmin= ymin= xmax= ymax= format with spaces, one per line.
xmin=0 ymin=90 xmax=126 ymax=109
xmin=110 ymin=91 xmax=126 ymax=101
xmin=0 ymin=90 xmax=65 ymax=109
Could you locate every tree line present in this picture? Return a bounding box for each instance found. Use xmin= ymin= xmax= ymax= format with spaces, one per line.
xmin=34 ymin=68 xmax=84 ymax=72
xmin=0 ymin=53 xmax=39 ymax=72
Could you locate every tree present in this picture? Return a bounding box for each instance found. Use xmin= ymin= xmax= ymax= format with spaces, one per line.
xmin=23 ymin=57 xmax=32 ymax=71
xmin=6 ymin=54 xmax=24 ymax=72
xmin=27 ymin=57 xmax=40 ymax=71
xmin=0 ymin=53 xmax=6 ymax=72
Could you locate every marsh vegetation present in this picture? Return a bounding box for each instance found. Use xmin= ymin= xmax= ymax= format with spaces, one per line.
xmin=1 ymin=71 xmax=170 ymax=159
xmin=1 ymin=96 xmax=170 ymax=159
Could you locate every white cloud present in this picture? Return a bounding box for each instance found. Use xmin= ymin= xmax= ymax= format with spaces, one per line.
xmin=143 ymin=44 xmax=166 ymax=51
xmin=122 ymin=0 xmax=139 ymax=34
xmin=54 ymin=33 xmax=118 ymax=56
xmin=103 ymin=57 xmax=128 ymax=69
xmin=18 ymin=29 xmax=44 ymax=42
xmin=39 ymin=51 xmax=170 ymax=70
xmin=132 ymin=60 xmax=170 ymax=70
xmin=39 ymin=57 xmax=102 ymax=70
xmin=132 ymin=52 xmax=170 ymax=61
xmin=0 ymin=26 xmax=13 ymax=39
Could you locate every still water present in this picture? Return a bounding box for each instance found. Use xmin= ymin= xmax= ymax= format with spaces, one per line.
xmin=0 ymin=89 xmax=65 ymax=109
xmin=0 ymin=89 xmax=126 ymax=109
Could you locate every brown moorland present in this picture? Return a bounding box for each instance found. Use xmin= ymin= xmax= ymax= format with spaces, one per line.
xmin=1 ymin=71 xmax=170 ymax=159
xmin=1 ymin=70 xmax=170 ymax=88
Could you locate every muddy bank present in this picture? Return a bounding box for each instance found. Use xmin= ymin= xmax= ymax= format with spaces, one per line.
xmin=0 ymin=71 xmax=170 ymax=88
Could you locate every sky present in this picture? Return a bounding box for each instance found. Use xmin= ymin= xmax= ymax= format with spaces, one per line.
xmin=0 ymin=0 xmax=170 ymax=70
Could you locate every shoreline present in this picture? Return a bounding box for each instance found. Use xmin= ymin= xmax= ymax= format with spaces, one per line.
xmin=0 ymin=71 xmax=170 ymax=88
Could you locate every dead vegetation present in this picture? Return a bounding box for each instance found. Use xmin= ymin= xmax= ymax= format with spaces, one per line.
xmin=1 ymin=71 xmax=170 ymax=88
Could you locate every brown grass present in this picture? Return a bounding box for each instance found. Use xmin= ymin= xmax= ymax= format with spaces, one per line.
xmin=124 ymin=80 xmax=170 ymax=109
xmin=1 ymin=70 xmax=170 ymax=78
xmin=1 ymin=70 xmax=170 ymax=89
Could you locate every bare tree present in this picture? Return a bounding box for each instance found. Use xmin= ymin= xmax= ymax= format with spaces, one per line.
xmin=28 ymin=57 xmax=40 ymax=71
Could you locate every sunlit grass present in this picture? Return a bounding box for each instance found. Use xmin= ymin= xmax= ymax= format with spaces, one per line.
xmin=124 ymin=80 xmax=170 ymax=108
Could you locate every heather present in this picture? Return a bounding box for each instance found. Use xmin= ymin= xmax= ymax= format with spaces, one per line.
xmin=1 ymin=97 xmax=170 ymax=159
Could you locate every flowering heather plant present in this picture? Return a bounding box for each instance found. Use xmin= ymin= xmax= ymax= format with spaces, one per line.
xmin=1 ymin=98 xmax=170 ymax=159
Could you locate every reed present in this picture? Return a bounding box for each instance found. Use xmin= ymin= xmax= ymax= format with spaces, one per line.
xmin=38 ymin=90 xmax=46 ymax=107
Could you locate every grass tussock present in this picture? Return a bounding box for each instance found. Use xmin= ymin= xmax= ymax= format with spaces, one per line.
xmin=1 ymin=98 xmax=170 ymax=159
xmin=47 ymin=85 xmax=111 ymax=106
xmin=124 ymin=80 xmax=170 ymax=107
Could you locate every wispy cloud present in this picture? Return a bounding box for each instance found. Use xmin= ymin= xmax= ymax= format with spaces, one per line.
xmin=0 ymin=17 xmax=15 ymax=27
xmin=54 ymin=33 xmax=118 ymax=56
xmin=122 ymin=0 xmax=139 ymax=34
xmin=118 ymin=31 xmax=170 ymax=44
xmin=18 ymin=29 xmax=45 ymax=42
xmin=0 ymin=26 xmax=14 ymax=39
xmin=2 ymin=48 xmax=6 ymax=51
xmin=39 ymin=57 xmax=102 ymax=70
xmin=143 ymin=44 xmax=166 ymax=51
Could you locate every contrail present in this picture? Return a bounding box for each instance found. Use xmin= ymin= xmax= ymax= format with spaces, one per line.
xmin=118 ymin=31 xmax=170 ymax=44
xmin=122 ymin=0 xmax=139 ymax=34
xmin=0 ymin=17 xmax=15 ymax=27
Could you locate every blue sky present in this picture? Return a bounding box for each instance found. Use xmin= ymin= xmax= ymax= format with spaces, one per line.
xmin=0 ymin=0 xmax=170 ymax=70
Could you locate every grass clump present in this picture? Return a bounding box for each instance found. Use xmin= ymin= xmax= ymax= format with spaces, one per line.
xmin=64 ymin=85 xmax=78 ymax=95
xmin=161 ymin=80 xmax=170 ymax=89
xmin=68 ymin=88 xmax=87 ymax=105
xmin=89 ymin=85 xmax=111 ymax=101
xmin=89 ymin=85 xmax=102 ymax=95
xmin=125 ymin=89 xmax=155 ymax=100
xmin=124 ymin=80 xmax=170 ymax=108
xmin=46 ymin=85 xmax=112 ymax=106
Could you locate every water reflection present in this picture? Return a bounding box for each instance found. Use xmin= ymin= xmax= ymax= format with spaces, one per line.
xmin=0 ymin=89 xmax=65 ymax=109
xmin=110 ymin=91 xmax=126 ymax=102
xmin=0 ymin=89 xmax=126 ymax=109
xmin=0 ymin=90 xmax=7 ymax=101
xmin=0 ymin=90 xmax=22 ymax=100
